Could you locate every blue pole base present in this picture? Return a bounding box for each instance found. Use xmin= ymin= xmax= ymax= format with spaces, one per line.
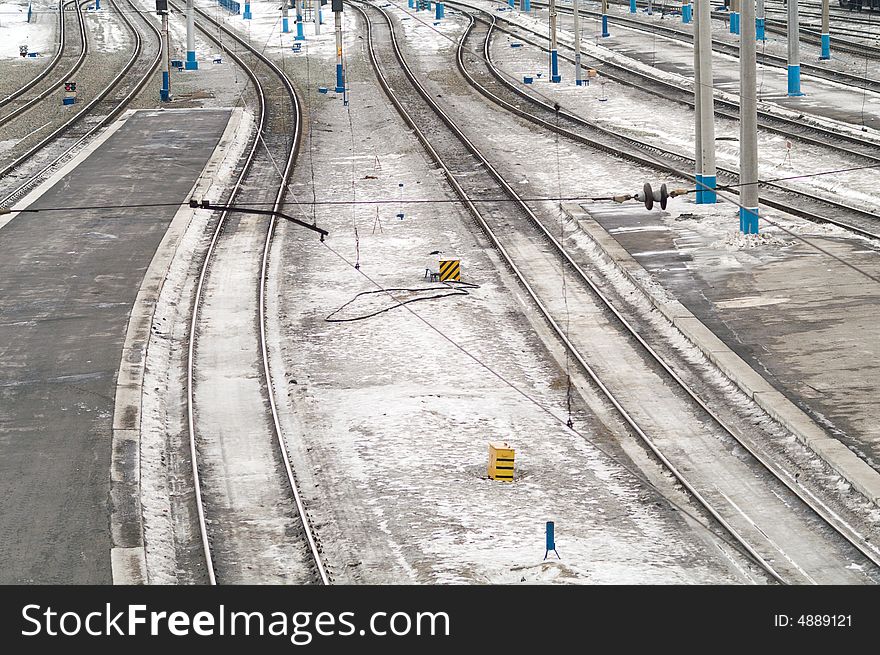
xmin=336 ymin=63 xmax=344 ymax=93
xmin=602 ymin=15 xmax=609 ymax=37
xmin=436 ymin=2 xmax=444 ymax=19
xmin=243 ymin=3 xmax=251 ymax=19
xmin=701 ymin=175 xmax=716 ymax=204
xmin=629 ymin=0 xmax=636 ymax=12
xmin=161 ymin=71 xmax=170 ymax=102
xmin=522 ymin=0 xmax=530 ymax=9
xmin=550 ymin=49 xmax=559 ymax=83
xmin=185 ymin=51 xmax=198 ymax=70
xmin=694 ymin=173 xmax=702 ymax=204
xmin=739 ymin=207 xmax=759 ymax=234
xmin=160 ymin=89 xmax=170 ymax=102
xmin=787 ymin=65 xmax=804 ymax=96
xmin=756 ymin=17 xmax=765 ymax=41
xmin=408 ymin=0 xmax=414 ymax=6
xmin=508 ymin=0 xmax=514 ymax=6
xmin=295 ymin=22 xmax=305 ymax=40
xmin=682 ymin=4 xmax=691 ymax=23
xmin=95 ymin=0 xmax=100 ymax=9
xmin=730 ymin=11 xmax=739 ymax=34
xmin=282 ymin=17 xmax=289 ymax=33
xmin=820 ymin=33 xmax=830 ymax=60
xmin=576 ymin=79 xmax=585 ymax=86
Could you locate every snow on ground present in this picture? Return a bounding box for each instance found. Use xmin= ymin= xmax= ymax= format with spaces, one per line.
xmin=260 ymin=4 xmax=754 ymax=584
xmin=86 ymin=0 xmax=130 ymax=52
xmin=0 ymin=0 xmax=56 ymax=58
xmin=126 ymin=0 xmax=877 ymax=584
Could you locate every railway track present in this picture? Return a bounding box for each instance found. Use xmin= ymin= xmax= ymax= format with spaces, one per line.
xmin=0 ymin=0 xmax=161 ymax=208
xmin=0 ymin=0 xmax=72 ymax=110
xmin=0 ymin=0 xmax=89 ymax=127
xmin=530 ymin=0 xmax=880 ymax=93
xmin=447 ymin=1 xmax=880 ymax=238
xmin=179 ymin=1 xmax=328 ymax=585
xmin=462 ymin=2 xmax=880 ymax=156
xmin=603 ymin=0 xmax=880 ymax=57
xmin=357 ymin=0 xmax=880 ymax=583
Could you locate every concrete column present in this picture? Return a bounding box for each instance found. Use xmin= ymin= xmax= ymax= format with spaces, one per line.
xmin=820 ymin=0 xmax=830 ymax=60
xmin=739 ymin=0 xmax=759 ymax=232
xmin=693 ymin=0 xmax=703 ymax=202
xmin=282 ymin=0 xmax=289 ymax=33
xmin=185 ymin=0 xmax=198 ymax=69
xmin=315 ymin=0 xmax=322 ymax=34
xmin=787 ymin=0 xmax=803 ymax=95
xmin=601 ymin=0 xmax=609 ymax=37
xmin=573 ymin=0 xmax=583 ymax=85
xmin=696 ymin=0 xmax=716 ymax=203
xmin=756 ymin=0 xmax=765 ymax=41
xmin=296 ymin=0 xmax=305 ymax=40
xmin=549 ymin=0 xmax=560 ymax=82
xmin=160 ymin=12 xmax=171 ymax=101
xmin=334 ymin=7 xmax=345 ymax=93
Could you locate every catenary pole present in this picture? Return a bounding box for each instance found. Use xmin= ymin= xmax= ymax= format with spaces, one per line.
xmin=573 ymin=0 xmax=583 ymax=85
xmin=696 ymin=0 xmax=716 ymax=203
xmin=549 ymin=0 xmax=560 ymax=82
xmin=820 ymin=0 xmax=830 ymax=60
xmin=739 ymin=0 xmax=759 ymax=232
xmin=787 ymin=0 xmax=803 ymax=95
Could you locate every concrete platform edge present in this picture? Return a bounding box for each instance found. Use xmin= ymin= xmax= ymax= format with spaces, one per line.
xmin=563 ymin=203 xmax=880 ymax=509
xmin=109 ymin=108 xmax=243 ymax=585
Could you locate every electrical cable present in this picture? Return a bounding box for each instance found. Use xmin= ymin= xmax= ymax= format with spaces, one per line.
xmin=326 ymin=280 xmax=480 ymax=321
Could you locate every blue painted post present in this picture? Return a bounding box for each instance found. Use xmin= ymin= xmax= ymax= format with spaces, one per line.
xmin=550 ymin=0 xmax=560 ymax=83
xmin=682 ymin=3 xmax=691 ymax=23
xmin=436 ymin=2 xmax=444 ymax=19
xmin=508 ymin=0 xmax=515 ymax=7
xmin=95 ymin=0 xmax=100 ymax=9
xmin=630 ymin=0 xmax=636 ymax=12
xmin=408 ymin=0 xmax=414 ymax=7
xmin=544 ymin=521 xmax=560 ymax=560
xmin=185 ymin=0 xmax=198 ymax=69
xmin=601 ymin=0 xmax=609 ymax=37
xmin=740 ymin=207 xmax=759 ymax=234
xmin=522 ymin=0 xmax=530 ymax=9
xmin=243 ymin=0 xmax=251 ymax=19
xmin=282 ymin=0 xmax=290 ymax=32
xmin=701 ymin=175 xmax=716 ymax=204
xmin=756 ymin=0 xmax=765 ymax=41
xmin=787 ymin=0 xmax=803 ymax=96
xmin=820 ymin=0 xmax=830 ymax=60
xmin=295 ymin=0 xmax=305 ymax=40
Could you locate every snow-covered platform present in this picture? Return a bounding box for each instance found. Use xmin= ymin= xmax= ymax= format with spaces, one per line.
xmin=563 ymin=200 xmax=880 ymax=508
xmin=0 ymin=108 xmax=232 ymax=583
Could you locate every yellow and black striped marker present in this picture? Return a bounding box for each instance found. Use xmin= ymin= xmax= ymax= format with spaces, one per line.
xmin=438 ymin=259 xmax=460 ymax=282
xmin=488 ymin=442 xmax=515 ymax=482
